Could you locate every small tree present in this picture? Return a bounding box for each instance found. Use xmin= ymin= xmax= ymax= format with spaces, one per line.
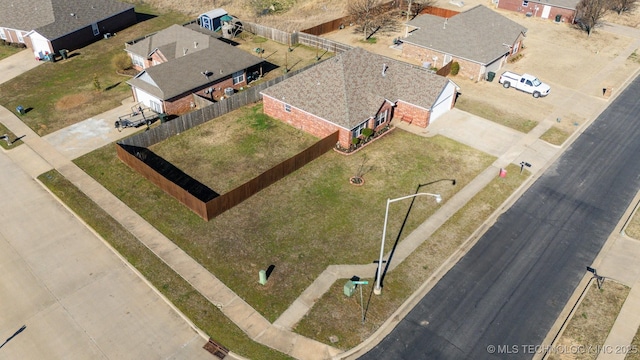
xmin=348 ymin=0 xmax=385 ymax=40
xmin=112 ymin=53 xmax=133 ymax=71
xmin=450 ymin=61 xmax=460 ymax=75
xmin=93 ymin=74 xmax=101 ymax=92
xmin=610 ymin=0 xmax=638 ymax=14
xmin=575 ymin=0 xmax=609 ymax=36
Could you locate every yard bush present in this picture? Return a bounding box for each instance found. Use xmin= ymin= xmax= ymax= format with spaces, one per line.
xmin=112 ymin=52 xmax=133 ymax=71
xmin=351 ymin=137 xmax=360 ymax=147
xmin=362 ymin=128 xmax=374 ymax=139
xmin=451 ymin=61 xmax=460 ymax=75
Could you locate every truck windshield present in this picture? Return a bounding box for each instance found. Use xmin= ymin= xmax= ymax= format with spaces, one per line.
xmin=533 ymin=78 xmax=541 ymax=86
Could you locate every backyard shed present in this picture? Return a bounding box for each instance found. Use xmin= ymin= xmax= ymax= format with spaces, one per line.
xmin=198 ymin=8 xmax=229 ymax=32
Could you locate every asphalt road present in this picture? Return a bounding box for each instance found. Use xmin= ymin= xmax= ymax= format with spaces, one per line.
xmin=361 ymin=76 xmax=640 ymax=359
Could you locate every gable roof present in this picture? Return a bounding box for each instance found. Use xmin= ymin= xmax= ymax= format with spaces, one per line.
xmin=0 ymin=0 xmax=134 ymax=40
xmin=126 ymin=24 xmax=214 ymax=59
xmin=261 ymin=47 xmax=454 ymax=130
xmin=404 ymin=5 xmax=527 ymax=65
xmin=127 ymin=36 xmax=263 ymax=100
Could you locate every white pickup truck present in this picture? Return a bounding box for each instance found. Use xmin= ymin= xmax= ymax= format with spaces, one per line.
xmin=498 ymin=71 xmax=550 ymax=98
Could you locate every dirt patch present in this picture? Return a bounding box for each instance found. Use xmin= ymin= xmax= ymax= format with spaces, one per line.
xmin=54 ymin=93 xmax=95 ymax=111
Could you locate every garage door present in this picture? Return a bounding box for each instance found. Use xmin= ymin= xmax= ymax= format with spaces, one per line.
xmin=29 ymin=33 xmax=51 ymax=59
xmin=134 ymin=88 xmax=163 ymax=113
xmin=430 ymin=82 xmax=456 ymax=122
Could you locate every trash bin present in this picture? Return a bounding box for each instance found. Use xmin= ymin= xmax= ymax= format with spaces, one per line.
xmin=555 ymin=14 xmax=562 ymax=22
xmin=158 ymin=113 xmax=168 ymax=123
xmin=487 ymin=71 xmax=496 ymax=82
xmin=59 ymin=49 xmax=68 ymax=60
xmin=16 ymin=106 xmax=25 ymax=115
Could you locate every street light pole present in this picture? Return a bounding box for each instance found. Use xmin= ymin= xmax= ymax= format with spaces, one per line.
xmin=374 ymin=192 xmax=442 ymax=295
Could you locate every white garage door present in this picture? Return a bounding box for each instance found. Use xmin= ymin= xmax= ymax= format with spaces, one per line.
xmin=29 ymin=32 xmax=51 ymax=59
xmin=430 ymin=82 xmax=456 ymax=122
xmin=133 ymin=88 xmax=163 ymax=113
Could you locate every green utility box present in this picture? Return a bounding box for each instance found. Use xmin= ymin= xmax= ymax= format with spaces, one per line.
xmin=344 ymin=280 xmax=355 ymax=297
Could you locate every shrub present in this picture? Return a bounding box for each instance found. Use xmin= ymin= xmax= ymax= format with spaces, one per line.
xmin=362 ymin=128 xmax=374 ymax=139
xmin=352 ymin=137 xmax=360 ymax=147
xmin=112 ymin=53 xmax=133 ymax=71
xmin=93 ymin=74 xmax=101 ymax=92
xmin=451 ymin=61 xmax=460 ymax=76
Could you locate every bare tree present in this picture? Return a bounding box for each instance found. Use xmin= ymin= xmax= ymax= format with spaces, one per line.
xmin=610 ymin=0 xmax=639 ymax=15
xmin=348 ymin=0 xmax=386 ymax=40
xmin=575 ymin=0 xmax=609 ymax=36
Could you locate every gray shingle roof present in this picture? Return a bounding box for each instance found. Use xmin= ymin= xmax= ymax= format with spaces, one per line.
xmin=127 ymin=36 xmax=263 ymax=100
xmin=0 ymin=0 xmax=134 ymax=40
xmin=529 ymin=0 xmax=579 ymax=9
xmin=261 ymin=48 xmax=453 ymax=130
xmin=126 ymin=24 xmax=213 ymax=59
xmin=405 ymin=5 xmax=527 ymax=65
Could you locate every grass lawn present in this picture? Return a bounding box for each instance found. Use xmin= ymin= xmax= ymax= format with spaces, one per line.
xmin=541 ymin=126 xmax=571 ymax=146
xmin=295 ymin=163 xmax=528 ymax=349
xmin=626 ymin=206 xmax=640 ymax=240
xmin=456 ymin=96 xmax=538 ymax=133
xmin=38 ymin=170 xmax=291 ymax=360
xmin=75 ymin=126 xmax=494 ymax=322
xmin=0 ymin=4 xmax=191 ymax=136
xmin=0 ymin=44 xmax=24 ymax=61
xmin=150 ymin=104 xmax=319 ymax=193
xmin=0 ymin=123 xmax=24 ymax=149
xmin=628 ymin=326 xmax=640 ymax=360
xmin=550 ymin=281 xmax=630 ymax=360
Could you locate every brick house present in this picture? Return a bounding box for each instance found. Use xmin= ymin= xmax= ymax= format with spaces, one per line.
xmin=402 ymin=5 xmax=527 ymax=82
xmin=261 ymin=48 xmax=459 ymax=149
xmin=125 ymin=25 xmax=264 ymax=115
xmin=495 ymin=0 xmax=578 ymax=23
xmin=0 ymin=0 xmax=136 ymax=60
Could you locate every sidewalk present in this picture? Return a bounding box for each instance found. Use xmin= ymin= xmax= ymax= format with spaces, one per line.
xmin=1 ymin=22 xmax=640 ymax=360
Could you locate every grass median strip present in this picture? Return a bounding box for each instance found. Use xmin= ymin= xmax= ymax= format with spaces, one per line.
xmin=550 ymin=281 xmax=630 ymax=360
xmin=38 ymin=169 xmax=291 ymax=360
xmin=295 ymin=163 xmax=528 ymax=349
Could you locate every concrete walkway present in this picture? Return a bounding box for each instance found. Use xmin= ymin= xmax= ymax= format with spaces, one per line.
xmin=1 ymin=21 xmax=640 ymax=360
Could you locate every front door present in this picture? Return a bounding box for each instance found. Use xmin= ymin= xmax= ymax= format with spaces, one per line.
xmin=541 ymin=5 xmax=551 ymax=19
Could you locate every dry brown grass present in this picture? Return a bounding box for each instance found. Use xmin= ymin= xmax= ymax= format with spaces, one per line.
xmin=295 ymin=163 xmax=528 ymax=349
xmin=54 ymin=93 xmax=96 ymax=111
xmin=626 ymin=205 xmax=640 ymax=240
xmin=541 ymin=126 xmax=571 ymax=146
xmin=550 ymin=281 xmax=630 ymax=360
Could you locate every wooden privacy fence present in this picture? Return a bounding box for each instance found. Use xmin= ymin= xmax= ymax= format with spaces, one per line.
xmin=116 ymin=132 xmax=338 ymax=220
xmin=296 ymin=32 xmax=353 ymax=54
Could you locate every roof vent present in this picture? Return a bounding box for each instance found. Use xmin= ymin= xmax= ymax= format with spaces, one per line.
xmin=382 ymin=63 xmax=388 ymax=77
xmin=194 ymin=41 xmax=198 ymax=48
xmin=443 ymin=19 xmax=448 ymax=29
xmin=183 ymin=48 xmax=188 ymax=56
xmin=201 ymin=71 xmax=211 ymax=79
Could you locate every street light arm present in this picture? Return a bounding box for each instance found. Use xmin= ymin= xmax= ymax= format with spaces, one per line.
xmin=388 ymin=192 xmax=442 ymax=204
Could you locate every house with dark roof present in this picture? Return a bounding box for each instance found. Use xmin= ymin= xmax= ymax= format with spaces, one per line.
xmin=496 ymin=0 xmax=578 ymax=23
xmin=402 ymin=5 xmax=527 ymax=82
xmin=0 ymin=0 xmax=136 ymax=60
xmin=126 ymin=25 xmax=264 ymax=115
xmin=261 ymin=47 xmax=459 ymax=149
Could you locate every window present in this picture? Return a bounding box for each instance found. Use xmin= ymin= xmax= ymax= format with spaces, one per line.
xmin=92 ymin=23 xmax=99 ymax=36
xmin=17 ymin=32 xmax=23 ymax=43
xmin=149 ymin=100 xmax=162 ymax=113
xmin=0 ymin=30 xmax=7 ymax=40
xmin=232 ymin=70 xmax=245 ymax=85
xmin=375 ymin=110 xmax=387 ymax=127
xmin=522 ymin=0 xmax=529 ymax=6
xmin=132 ymin=55 xmax=144 ymax=67
xmin=512 ymin=42 xmax=520 ymax=55
xmin=352 ymin=122 xmax=368 ymax=138
xmin=284 ymin=103 xmax=291 ymax=113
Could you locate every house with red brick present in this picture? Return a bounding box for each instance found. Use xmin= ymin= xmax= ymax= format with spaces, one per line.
xmin=495 ymin=0 xmax=578 ymax=23
xmin=125 ymin=25 xmax=264 ymax=115
xmin=402 ymin=5 xmax=527 ymax=82
xmin=261 ymin=47 xmax=459 ymax=149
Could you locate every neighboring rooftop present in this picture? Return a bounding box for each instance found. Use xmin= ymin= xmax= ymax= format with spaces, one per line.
xmin=525 ymin=0 xmax=579 ymax=9
xmin=404 ymin=5 xmax=527 ymax=64
xmin=126 ymin=24 xmax=214 ymax=60
xmin=0 ymin=0 xmax=134 ymax=40
xmin=261 ymin=47 xmax=452 ymax=130
xmin=127 ymin=33 xmax=263 ymax=100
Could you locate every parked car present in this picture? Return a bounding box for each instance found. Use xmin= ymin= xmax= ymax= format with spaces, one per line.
xmin=498 ymin=71 xmax=551 ymax=98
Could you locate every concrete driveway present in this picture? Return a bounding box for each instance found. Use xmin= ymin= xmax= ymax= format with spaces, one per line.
xmin=0 ymin=50 xmax=42 ymax=85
